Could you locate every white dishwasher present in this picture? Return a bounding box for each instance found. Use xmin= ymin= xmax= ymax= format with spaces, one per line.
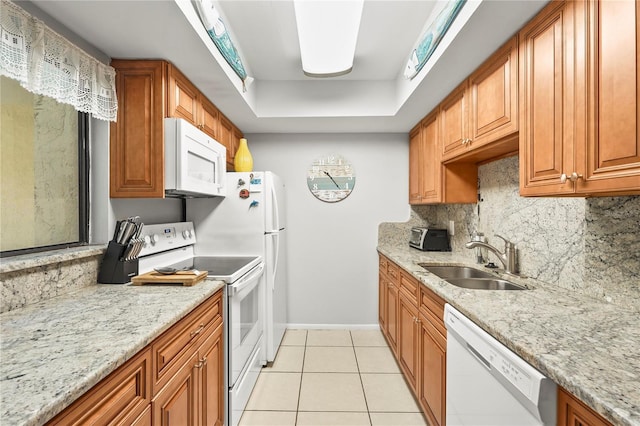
xmin=444 ymin=304 xmax=557 ymax=426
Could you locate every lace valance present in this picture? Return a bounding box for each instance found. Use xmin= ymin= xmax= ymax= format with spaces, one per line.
xmin=0 ymin=0 xmax=118 ymax=121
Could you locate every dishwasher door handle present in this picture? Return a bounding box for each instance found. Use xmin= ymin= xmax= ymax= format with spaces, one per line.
xmin=466 ymin=343 xmax=492 ymax=371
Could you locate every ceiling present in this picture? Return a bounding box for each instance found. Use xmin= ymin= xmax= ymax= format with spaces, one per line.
xmin=26 ymin=0 xmax=548 ymax=134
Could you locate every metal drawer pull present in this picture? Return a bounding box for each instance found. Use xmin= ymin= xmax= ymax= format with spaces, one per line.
xmin=190 ymin=323 xmax=205 ymax=338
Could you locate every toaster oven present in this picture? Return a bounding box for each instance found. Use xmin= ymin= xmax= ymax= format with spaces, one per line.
xmin=409 ymin=227 xmax=451 ymax=251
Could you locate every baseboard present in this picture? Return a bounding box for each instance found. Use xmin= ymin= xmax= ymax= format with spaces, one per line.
xmin=286 ymin=323 xmax=381 ymax=330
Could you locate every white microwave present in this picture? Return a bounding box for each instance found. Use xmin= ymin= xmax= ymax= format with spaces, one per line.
xmin=164 ymin=117 xmax=226 ymax=198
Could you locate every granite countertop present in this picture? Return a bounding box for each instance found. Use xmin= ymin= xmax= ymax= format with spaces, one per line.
xmin=0 ymin=279 xmax=226 ymax=426
xmin=378 ymin=243 xmax=640 ymax=426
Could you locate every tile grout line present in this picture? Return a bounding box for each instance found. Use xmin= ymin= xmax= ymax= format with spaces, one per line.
xmin=350 ymin=330 xmax=374 ymax=426
xmin=294 ymin=330 xmax=308 ymax=425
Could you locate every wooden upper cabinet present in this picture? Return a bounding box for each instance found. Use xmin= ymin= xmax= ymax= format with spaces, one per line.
xmin=410 ymin=111 xmax=476 ymax=205
xmin=420 ymin=112 xmax=442 ymax=203
xmin=520 ymin=0 xmax=640 ymax=196
xmin=409 ymin=124 xmax=423 ymax=204
xmin=218 ymin=114 xmax=234 ymax=169
xmin=110 ymin=60 xmax=166 ymax=198
xmin=441 ymin=82 xmax=469 ymax=161
xmin=577 ymin=0 xmax=640 ymax=194
xmin=231 ymin=124 xmax=243 ymax=170
xmin=200 ymin=95 xmax=220 ymax=140
xmin=519 ymin=1 xmax=577 ymax=196
xmin=110 ymin=59 xmax=243 ymax=198
xmin=167 ymin=64 xmax=199 ymax=125
xmin=468 ymin=36 xmax=519 ymax=152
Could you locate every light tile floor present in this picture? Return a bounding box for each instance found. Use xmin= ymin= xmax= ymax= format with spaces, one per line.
xmin=240 ymin=329 xmax=427 ymax=426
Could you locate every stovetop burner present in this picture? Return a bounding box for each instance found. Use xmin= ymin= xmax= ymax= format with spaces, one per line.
xmin=168 ymin=256 xmax=262 ymax=283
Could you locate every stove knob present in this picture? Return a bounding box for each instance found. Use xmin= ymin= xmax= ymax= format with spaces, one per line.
xmin=143 ymin=235 xmax=151 ymax=246
xmin=151 ymin=234 xmax=160 ymax=245
xmin=182 ymin=229 xmax=192 ymax=239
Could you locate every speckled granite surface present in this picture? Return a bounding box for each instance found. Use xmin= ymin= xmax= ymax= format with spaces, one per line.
xmin=0 ymin=279 xmax=225 ymax=426
xmin=410 ymin=156 xmax=640 ymax=310
xmin=377 ymin=240 xmax=640 ymax=426
xmin=0 ymin=245 xmax=106 ymax=313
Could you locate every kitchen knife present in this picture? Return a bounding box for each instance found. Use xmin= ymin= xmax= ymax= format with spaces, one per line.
xmin=116 ymin=221 xmax=127 ymax=244
xmin=121 ymin=221 xmax=137 ymax=245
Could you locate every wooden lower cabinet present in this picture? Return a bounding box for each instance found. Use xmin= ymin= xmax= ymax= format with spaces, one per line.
xmin=47 ymin=349 xmax=152 ymax=425
xmin=419 ymin=311 xmax=447 ymax=426
xmin=557 ymin=388 xmax=613 ymax=426
xmin=46 ymin=290 xmax=224 ymax=426
xmin=398 ymin=291 xmax=420 ymax=393
xmin=199 ymin=323 xmax=225 ymax=426
xmin=386 ymin=278 xmax=399 ymax=355
xmin=153 ymin=351 xmax=199 ymax=426
xmin=378 ymin=254 xmax=447 ymax=425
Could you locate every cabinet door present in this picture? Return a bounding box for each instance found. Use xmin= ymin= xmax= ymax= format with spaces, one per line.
xmin=419 ymin=312 xmax=446 ymax=426
xmin=378 ymin=272 xmax=387 ymax=333
xmin=398 ymin=293 xmax=419 ymax=393
xmin=152 ymin=351 xmax=199 ymax=426
xmin=577 ymin=0 xmax=640 ymax=194
xmin=386 ymin=282 xmax=399 ymax=355
xmin=557 ymin=388 xmax=613 ymax=426
xmin=199 ymin=324 xmax=224 ymax=426
xmin=420 ymin=111 xmax=442 ymax=203
xmin=167 ymin=64 xmax=200 ymax=126
xmin=218 ymin=115 xmax=235 ymax=168
xmin=409 ymin=124 xmax=423 ymax=204
xmin=469 ymin=36 xmax=518 ymax=149
xmin=230 ymin=125 xmax=243 ymax=171
xmin=110 ymin=60 xmax=166 ymax=198
xmin=199 ymin=96 xmax=219 ymax=140
xmin=441 ymin=82 xmax=469 ymax=161
xmin=519 ymin=1 xmax=576 ymax=196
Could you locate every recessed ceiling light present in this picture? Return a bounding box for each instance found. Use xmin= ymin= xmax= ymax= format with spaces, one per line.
xmin=293 ymin=0 xmax=364 ymax=78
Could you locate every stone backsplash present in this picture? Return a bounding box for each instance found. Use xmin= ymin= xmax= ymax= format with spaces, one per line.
xmin=381 ymin=155 xmax=640 ymax=310
xmin=0 ymin=246 xmax=104 ymax=313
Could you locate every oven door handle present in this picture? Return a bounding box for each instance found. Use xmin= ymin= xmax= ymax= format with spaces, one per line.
xmin=228 ymin=263 xmax=264 ymax=296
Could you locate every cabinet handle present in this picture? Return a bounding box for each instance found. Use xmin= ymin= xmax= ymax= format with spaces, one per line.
xmin=195 ymin=360 xmax=203 ymax=369
xmin=190 ymin=323 xmax=205 ymax=338
xmin=560 ymin=172 xmax=584 ymax=184
xmin=201 ymin=356 xmax=207 ymax=366
xmin=569 ymin=172 xmax=583 ymax=182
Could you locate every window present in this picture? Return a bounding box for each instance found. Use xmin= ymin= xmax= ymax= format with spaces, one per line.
xmin=0 ymin=76 xmax=89 ymax=256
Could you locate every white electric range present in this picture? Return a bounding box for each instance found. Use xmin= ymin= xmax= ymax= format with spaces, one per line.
xmin=138 ymin=222 xmax=265 ymax=426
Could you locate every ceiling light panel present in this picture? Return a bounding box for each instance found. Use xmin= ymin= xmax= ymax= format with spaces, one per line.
xmin=294 ymin=0 xmax=364 ymax=77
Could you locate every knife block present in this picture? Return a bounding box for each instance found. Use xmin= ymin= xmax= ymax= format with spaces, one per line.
xmin=98 ymin=241 xmax=139 ymax=284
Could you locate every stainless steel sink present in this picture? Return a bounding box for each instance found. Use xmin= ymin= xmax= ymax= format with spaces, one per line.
xmin=445 ymin=278 xmax=526 ymax=290
xmin=419 ymin=264 xmax=496 ymax=279
xmin=419 ymin=264 xmax=527 ymax=290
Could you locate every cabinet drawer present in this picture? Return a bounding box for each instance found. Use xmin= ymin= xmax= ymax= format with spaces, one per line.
xmin=399 ymin=271 xmax=420 ymax=304
xmin=379 ymin=255 xmax=389 ymax=275
xmin=420 ymin=287 xmax=446 ymax=336
xmin=387 ymin=262 xmax=399 ymax=281
xmin=47 ymin=349 xmax=151 ymax=426
xmin=152 ymin=291 xmax=223 ymax=393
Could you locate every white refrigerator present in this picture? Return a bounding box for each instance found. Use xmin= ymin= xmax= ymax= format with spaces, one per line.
xmin=187 ymin=171 xmax=288 ymax=363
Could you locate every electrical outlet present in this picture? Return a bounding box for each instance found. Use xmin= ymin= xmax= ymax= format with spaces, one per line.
xmin=448 ymin=220 xmax=455 ymax=236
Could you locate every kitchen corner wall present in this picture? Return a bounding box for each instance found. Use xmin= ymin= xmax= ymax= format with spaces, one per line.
xmin=248 ymin=133 xmax=410 ymax=326
xmin=412 ymin=155 xmax=640 ymax=310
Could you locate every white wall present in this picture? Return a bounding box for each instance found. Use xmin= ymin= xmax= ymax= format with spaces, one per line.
xmin=247 ymin=133 xmax=410 ymax=327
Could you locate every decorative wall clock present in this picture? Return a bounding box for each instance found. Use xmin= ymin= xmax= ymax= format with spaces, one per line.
xmin=307 ymin=154 xmax=356 ymax=203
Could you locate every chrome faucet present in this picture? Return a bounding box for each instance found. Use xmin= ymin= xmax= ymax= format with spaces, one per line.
xmin=465 ymin=235 xmax=518 ymax=275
